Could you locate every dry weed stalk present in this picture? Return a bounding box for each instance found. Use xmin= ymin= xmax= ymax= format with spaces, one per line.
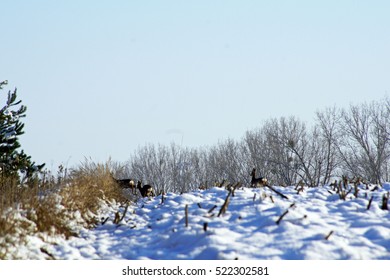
xmin=381 ymin=192 xmax=389 ymax=210
xmin=208 ymin=205 xmax=217 ymax=214
xmin=367 ymin=196 xmax=374 ymax=210
xmin=275 ymin=203 xmax=296 ymax=225
xmin=337 ymin=177 xmax=352 ymax=200
xmin=185 ymin=205 xmax=189 ymax=227
xmin=275 ymin=210 xmax=289 ymax=225
xmin=325 ymin=230 xmax=334 ymax=240
xmin=266 ymin=185 xmax=289 ymax=200
xmin=218 ymin=190 xmax=232 ymax=217
xmin=114 ymin=203 xmax=130 ymax=225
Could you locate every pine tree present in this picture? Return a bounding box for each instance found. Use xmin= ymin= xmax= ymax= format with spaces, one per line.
xmin=0 ymin=80 xmax=44 ymax=179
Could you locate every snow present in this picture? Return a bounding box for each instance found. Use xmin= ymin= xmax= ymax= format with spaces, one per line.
xmin=3 ymin=184 xmax=390 ymax=260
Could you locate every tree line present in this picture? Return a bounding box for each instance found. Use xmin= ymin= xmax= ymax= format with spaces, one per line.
xmin=2 ymin=80 xmax=388 ymax=195
xmin=123 ymin=97 xmax=390 ymax=194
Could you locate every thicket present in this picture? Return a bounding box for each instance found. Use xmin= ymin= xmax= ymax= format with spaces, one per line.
xmin=0 ymin=160 xmax=127 ymax=259
xmin=125 ymin=97 xmax=390 ymax=194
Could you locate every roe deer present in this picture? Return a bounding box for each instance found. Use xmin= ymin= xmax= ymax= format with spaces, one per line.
xmin=251 ymin=168 xmax=268 ymax=187
xmin=137 ymin=180 xmax=155 ymax=197
xmin=111 ymin=174 xmax=137 ymax=194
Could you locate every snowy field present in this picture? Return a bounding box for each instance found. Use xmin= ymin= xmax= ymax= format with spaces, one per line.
xmin=7 ymin=184 xmax=390 ymax=260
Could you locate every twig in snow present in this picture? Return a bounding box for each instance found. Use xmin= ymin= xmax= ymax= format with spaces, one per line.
xmin=218 ymin=191 xmax=232 ymax=217
xmin=325 ymin=230 xmax=334 ymax=240
xmin=371 ymin=186 xmax=379 ymax=192
xmin=185 ymin=205 xmax=189 ymax=227
xmin=113 ymin=212 xmax=120 ymax=224
xmin=114 ymin=203 xmax=129 ymax=225
xmin=208 ymin=205 xmax=217 ymax=213
xmin=381 ymin=192 xmax=389 ymax=210
xmin=367 ymin=196 xmax=374 ymax=210
xmin=231 ymin=182 xmax=241 ymax=197
xmin=118 ymin=203 xmax=129 ymax=224
xmin=101 ymin=217 xmax=109 ymax=225
xmin=297 ymin=187 xmax=304 ymax=194
xmin=353 ymin=183 xmax=359 ymax=198
xmin=266 ymin=185 xmax=289 ymax=200
xmin=40 ymin=248 xmax=55 ymax=260
xmin=276 ymin=210 xmax=289 ymax=225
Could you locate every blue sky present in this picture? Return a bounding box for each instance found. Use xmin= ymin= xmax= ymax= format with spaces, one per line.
xmin=1 ymin=0 xmax=389 ymax=169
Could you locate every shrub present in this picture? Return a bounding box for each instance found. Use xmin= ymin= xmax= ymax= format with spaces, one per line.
xmin=0 ymin=159 xmax=128 ymax=259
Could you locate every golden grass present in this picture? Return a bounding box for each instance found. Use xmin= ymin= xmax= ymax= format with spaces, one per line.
xmin=0 ymin=159 xmax=128 ymax=259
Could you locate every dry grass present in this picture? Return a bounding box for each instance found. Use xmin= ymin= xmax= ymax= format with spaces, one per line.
xmin=60 ymin=159 xmax=127 ymax=223
xmin=0 ymin=159 xmax=128 ymax=259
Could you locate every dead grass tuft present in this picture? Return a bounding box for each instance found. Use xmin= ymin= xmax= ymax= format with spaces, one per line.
xmin=0 ymin=159 xmax=128 ymax=259
xmin=61 ymin=159 xmax=127 ymax=220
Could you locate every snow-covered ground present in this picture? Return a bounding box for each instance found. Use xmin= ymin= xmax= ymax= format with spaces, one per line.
xmin=6 ymin=184 xmax=390 ymax=259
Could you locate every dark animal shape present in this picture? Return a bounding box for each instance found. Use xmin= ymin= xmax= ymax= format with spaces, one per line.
xmin=112 ymin=175 xmax=136 ymax=194
xmin=251 ymin=168 xmax=268 ymax=187
xmin=137 ymin=181 xmax=155 ymax=198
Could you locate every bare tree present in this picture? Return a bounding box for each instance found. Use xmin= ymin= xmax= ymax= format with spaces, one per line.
xmin=127 ymin=144 xmax=170 ymax=194
xmin=260 ymin=117 xmax=304 ymax=186
xmin=339 ymin=100 xmax=390 ymax=183
xmin=124 ymin=97 xmax=390 ymax=193
xmin=368 ymin=99 xmax=390 ymax=182
xmin=242 ymin=127 xmax=273 ymax=183
xmin=315 ymin=106 xmax=343 ymax=184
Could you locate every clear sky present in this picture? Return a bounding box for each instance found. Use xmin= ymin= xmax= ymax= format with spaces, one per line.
xmin=1 ymin=0 xmax=389 ymax=169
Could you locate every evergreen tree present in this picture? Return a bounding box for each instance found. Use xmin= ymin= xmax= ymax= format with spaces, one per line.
xmin=0 ymin=80 xmax=44 ymax=179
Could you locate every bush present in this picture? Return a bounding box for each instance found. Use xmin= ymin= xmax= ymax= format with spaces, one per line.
xmin=0 ymin=159 xmax=128 ymax=259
